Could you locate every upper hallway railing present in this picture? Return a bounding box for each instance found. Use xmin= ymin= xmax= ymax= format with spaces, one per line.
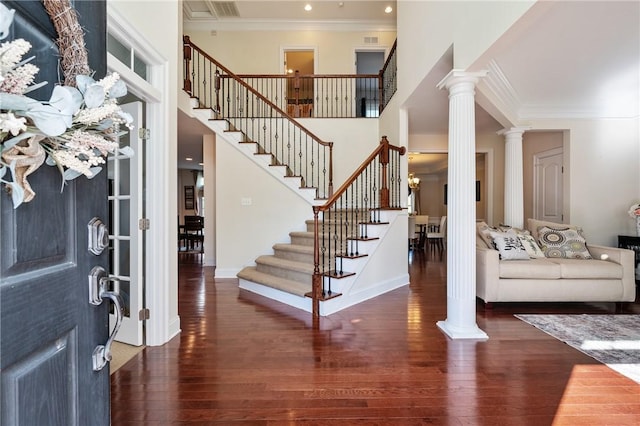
xmin=183 ymin=36 xmax=333 ymax=199
xmin=379 ymin=39 xmax=397 ymax=113
xmin=310 ymin=136 xmax=405 ymax=318
xmin=235 ymin=72 xmax=381 ymax=118
xmin=224 ymin=38 xmax=397 ymax=119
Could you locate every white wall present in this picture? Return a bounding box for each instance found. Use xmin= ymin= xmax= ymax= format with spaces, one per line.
xmin=296 ymin=118 xmax=380 ymax=187
xmin=186 ymin=30 xmax=396 ymax=74
xmin=203 ymin=134 xmax=216 ymax=266
xmin=396 ymin=1 xmax=533 ymax=107
xmin=215 ymin=140 xmax=312 ymax=277
xmin=530 ymin=117 xmax=640 ymax=246
xmin=110 ymin=0 xmax=180 ymax=345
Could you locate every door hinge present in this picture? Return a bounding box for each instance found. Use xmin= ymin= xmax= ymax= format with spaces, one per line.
xmin=139 ymin=218 xmax=150 ymax=230
xmin=138 ymin=128 xmax=150 ymax=140
xmin=139 ymin=308 xmax=150 ymax=321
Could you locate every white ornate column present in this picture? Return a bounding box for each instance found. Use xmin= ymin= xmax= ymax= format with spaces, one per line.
xmin=436 ymin=70 xmax=488 ymax=340
xmin=500 ymin=127 xmax=528 ymax=229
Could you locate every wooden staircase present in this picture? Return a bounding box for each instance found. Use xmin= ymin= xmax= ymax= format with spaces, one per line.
xmin=237 ymin=209 xmax=398 ymax=315
xmin=181 ymin=37 xmax=408 ymax=317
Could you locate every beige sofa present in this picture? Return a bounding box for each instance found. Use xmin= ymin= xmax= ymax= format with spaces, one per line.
xmin=476 ymin=219 xmax=637 ymax=306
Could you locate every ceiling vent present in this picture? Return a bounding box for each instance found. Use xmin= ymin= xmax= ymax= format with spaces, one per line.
xmin=211 ymin=2 xmax=240 ymax=18
xmin=364 ymin=36 xmax=379 ymax=44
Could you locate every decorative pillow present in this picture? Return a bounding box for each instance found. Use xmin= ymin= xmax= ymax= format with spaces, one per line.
xmin=537 ymin=226 xmax=593 ymax=259
xmin=476 ymin=222 xmax=498 ymax=249
xmin=517 ymin=233 xmax=546 ymax=258
xmin=489 ymin=231 xmax=530 ymax=260
xmin=527 ymin=218 xmax=577 ymax=241
xmin=497 ymin=224 xmax=529 ymax=236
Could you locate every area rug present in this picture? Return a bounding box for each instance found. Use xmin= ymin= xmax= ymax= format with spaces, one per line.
xmin=110 ymin=342 xmax=145 ymax=374
xmin=515 ymin=314 xmax=640 ymax=384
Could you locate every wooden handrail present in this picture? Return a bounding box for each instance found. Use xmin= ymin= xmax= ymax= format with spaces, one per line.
xmin=183 ymin=36 xmax=333 ymax=150
xmin=317 ymin=136 xmax=405 ymax=211
xmin=380 ymin=39 xmax=397 ymax=77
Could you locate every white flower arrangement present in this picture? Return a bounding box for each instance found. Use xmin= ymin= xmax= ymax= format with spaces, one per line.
xmin=628 ymin=203 xmax=640 ymax=218
xmin=0 ymin=3 xmax=133 ymax=208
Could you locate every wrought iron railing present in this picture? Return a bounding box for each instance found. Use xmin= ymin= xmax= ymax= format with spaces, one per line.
xmin=236 ymin=71 xmax=381 ymax=118
xmin=183 ymin=36 xmax=333 ymax=199
xmin=380 ymin=39 xmax=397 ymax=114
xmin=310 ymin=136 xmax=405 ymax=318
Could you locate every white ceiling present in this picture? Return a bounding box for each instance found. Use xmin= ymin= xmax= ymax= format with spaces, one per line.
xmin=178 ymin=1 xmax=640 ymax=169
xmin=183 ymin=0 xmax=397 ymax=31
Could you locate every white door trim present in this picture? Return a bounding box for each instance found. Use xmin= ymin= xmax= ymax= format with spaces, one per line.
xmin=107 ymin=5 xmax=179 ymax=346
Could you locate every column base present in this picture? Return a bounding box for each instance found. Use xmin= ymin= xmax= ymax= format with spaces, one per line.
xmin=436 ymin=319 xmax=489 ymax=340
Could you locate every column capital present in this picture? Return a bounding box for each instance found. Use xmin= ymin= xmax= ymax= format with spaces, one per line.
xmin=437 ymin=69 xmax=488 ymax=91
xmin=497 ymin=126 xmax=531 ymax=137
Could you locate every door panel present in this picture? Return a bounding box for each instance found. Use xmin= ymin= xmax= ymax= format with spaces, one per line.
xmin=108 ymin=101 xmax=144 ymax=346
xmin=534 ymin=148 xmax=563 ymax=223
xmin=0 ymin=1 xmax=109 ymax=425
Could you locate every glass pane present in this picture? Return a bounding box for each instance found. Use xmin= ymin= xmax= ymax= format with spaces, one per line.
xmin=119 ymin=199 xmax=131 ymax=236
xmin=134 ymin=53 xmax=147 ymax=80
xmin=120 ymin=280 xmax=131 ymax=318
xmin=118 ymin=239 xmax=131 ymax=277
xmin=118 ymin=157 xmax=131 ymax=196
xmin=107 ymin=33 xmax=130 ymax=68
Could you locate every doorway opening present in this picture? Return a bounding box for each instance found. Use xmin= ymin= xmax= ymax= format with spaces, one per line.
xmin=284 ymin=49 xmax=315 ymax=117
xmin=355 ymin=50 xmax=385 ymax=117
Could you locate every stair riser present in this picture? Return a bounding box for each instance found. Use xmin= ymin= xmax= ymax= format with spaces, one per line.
xmin=256 ymin=263 xmax=313 ymax=284
xmin=273 ymin=249 xmax=314 ymax=263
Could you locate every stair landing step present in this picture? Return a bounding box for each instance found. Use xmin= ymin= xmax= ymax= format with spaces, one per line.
xmin=238 ymin=267 xmax=309 ymax=297
xmin=336 ymin=253 xmax=368 ymax=259
xmin=323 ymin=270 xmax=356 ymax=279
xmin=304 ymin=291 xmax=342 ymax=301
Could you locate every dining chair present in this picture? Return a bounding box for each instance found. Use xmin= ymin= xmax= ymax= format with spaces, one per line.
xmin=408 ymin=216 xmax=418 ymax=250
xmin=182 ymin=215 xmax=204 ymax=253
xmin=415 ymin=215 xmax=429 ymax=249
xmin=427 ymin=215 xmax=447 ymax=254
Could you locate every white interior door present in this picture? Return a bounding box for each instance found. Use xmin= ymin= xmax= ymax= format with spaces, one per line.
xmin=534 ymin=147 xmax=564 ymax=223
xmin=108 ymin=101 xmax=144 ymax=346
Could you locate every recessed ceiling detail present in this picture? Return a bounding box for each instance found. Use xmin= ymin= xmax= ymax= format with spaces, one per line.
xmin=212 ymin=2 xmax=240 ymax=18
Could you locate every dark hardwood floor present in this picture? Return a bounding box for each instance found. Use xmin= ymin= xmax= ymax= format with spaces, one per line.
xmin=111 ymin=249 xmax=640 ymax=425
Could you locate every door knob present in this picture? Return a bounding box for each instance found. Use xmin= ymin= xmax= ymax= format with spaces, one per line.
xmin=88 ymin=266 xmax=123 ymax=371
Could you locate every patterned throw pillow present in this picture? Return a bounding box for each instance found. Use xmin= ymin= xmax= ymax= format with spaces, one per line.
xmin=489 ymin=231 xmax=530 ymax=260
xmin=537 ymin=226 xmax=593 ymax=259
xmin=517 ymin=233 xmax=546 ymax=258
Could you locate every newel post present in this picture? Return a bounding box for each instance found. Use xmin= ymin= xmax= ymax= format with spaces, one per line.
xmin=312 ymin=206 xmax=321 ymax=319
xmin=379 ymin=136 xmax=390 ymax=209
xmin=182 ymin=35 xmax=192 ymax=94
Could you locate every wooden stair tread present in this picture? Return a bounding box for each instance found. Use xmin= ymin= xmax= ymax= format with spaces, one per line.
xmin=323 ymin=270 xmax=356 ymax=279
xmin=304 ymin=291 xmax=342 ymax=301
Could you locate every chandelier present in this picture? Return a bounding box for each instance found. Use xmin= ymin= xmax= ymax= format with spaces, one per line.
xmin=408 ymin=173 xmax=420 ymax=189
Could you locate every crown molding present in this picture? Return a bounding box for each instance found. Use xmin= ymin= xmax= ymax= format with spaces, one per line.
xmin=183 ymin=18 xmax=396 ymax=32
xmin=479 ymin=60 xmax=522 ymax=120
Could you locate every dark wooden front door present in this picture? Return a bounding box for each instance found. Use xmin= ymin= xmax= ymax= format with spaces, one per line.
xmin=0 ymin=1 xmax=110 ymax=425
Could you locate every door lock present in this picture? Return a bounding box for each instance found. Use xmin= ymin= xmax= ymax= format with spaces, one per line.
xmin=88 ymin=217 xmax=109 ymax=255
